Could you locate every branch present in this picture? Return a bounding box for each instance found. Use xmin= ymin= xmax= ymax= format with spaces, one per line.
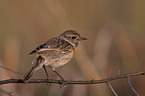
xmin=106 ymin=81 xmax=118 ymax=96
xmin=126 ymin=76 xmax=139 ymax=96
xmin=0 ymin=88 xmax=16 ymax=96
xmin=0 ymin=66 xmax=23 ymax=75
xmin=0 ymin=72 xmax=144 ymax=85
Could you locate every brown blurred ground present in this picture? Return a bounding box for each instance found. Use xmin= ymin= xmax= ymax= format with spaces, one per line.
xmin=0 ymin=0 xmax=145 ymax=96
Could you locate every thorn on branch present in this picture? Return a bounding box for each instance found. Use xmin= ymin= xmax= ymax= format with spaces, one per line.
xmin=91 ymin=79 xmax=96 ymax=84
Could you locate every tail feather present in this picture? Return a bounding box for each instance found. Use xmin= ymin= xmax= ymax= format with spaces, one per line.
xmin=23 ymin=66 xmax=37 ymax=81
xmin=23 ymin=56 xmax=45 ymax=82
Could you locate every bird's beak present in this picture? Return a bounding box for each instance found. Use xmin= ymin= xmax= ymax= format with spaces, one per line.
xmin=80 ymin=37 xmax=88 ymax=40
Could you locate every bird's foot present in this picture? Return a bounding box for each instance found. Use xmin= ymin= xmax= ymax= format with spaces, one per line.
xmin=59 ymin=78 xmax=66 ymax=88
xmin=47 ymin=77 xmax=54 ymax=86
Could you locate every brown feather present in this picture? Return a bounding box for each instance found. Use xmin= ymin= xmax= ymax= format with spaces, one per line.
xmin=24 ymin=30 xmax=87 ymax=81
xmin=29 ymin=37 xmax=73 ymax=55
xmin=23 ymin=56 xmax=45 ymax=81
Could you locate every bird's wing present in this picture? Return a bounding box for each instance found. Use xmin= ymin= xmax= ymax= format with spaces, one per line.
xmin=29 ymin=37 xmax=72 ymax=55
xmin=29 ymin=37 xmax=58 ymax=54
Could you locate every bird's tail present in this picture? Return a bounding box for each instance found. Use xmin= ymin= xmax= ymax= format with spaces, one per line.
xmin=23 ymin=56 xmax=45 ymax=82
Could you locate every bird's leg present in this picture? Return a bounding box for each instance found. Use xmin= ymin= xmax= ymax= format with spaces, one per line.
xmin=52 ymin=69 xmax=64 ymax=81
xmin=43 ymin=65 xmax=51 ymax=81
xmin=52 ymin=69 xmax=66 ymax=87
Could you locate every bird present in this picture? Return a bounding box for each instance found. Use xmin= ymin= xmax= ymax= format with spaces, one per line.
xmin=23 ymin=30 xmax=87 ymax=82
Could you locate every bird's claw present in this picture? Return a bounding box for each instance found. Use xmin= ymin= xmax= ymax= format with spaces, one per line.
xmin=59 ymin=79 xmax=66 ymax=88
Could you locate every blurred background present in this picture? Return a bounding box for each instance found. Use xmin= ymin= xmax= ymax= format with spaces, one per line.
xmin=0 ymin=0 xmax=145 ymax=96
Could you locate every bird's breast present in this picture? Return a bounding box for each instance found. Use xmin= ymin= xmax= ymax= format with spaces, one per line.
xmin=43 ymin=49 xmax=75 ymax=69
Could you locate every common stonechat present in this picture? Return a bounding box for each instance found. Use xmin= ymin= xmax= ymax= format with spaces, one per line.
xmin=23 ymin=30 xmax=87 ymax=81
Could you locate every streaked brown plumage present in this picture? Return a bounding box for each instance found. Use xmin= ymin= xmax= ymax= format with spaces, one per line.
xmin=23 ymin=30 xmax=87 ymax=81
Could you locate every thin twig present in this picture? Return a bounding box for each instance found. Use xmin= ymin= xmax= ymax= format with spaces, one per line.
xmin=0 ymin=66 xmax=23 ymax=75
xmin=126 ymin=76 xmax=139 ymax=96
xmin=0 ymin=88 xmax=15 ymax=96
xmin=106 ymin=81 xmax=118 ymax=96
xmin=0 ymin=72 xmax=144 ymax=85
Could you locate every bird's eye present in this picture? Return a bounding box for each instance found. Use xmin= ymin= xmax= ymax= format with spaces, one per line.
xmin=72 ymin=36 xmax=76 ymax=39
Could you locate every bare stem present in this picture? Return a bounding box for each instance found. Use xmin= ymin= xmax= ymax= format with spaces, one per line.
xmin=0 ymin=88 xmax=15 ymax=96
xmin=126 ymin=76 xmax=139 ymax=96
xmin=106 ymin=81 xmax=118 ymax=96
xmin=0 ymin=66 xmax=23 ymax=75
xmin=0 ymin=72 xmax=144 ymax=85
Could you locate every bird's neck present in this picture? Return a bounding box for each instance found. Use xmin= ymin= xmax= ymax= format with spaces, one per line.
xmin=62 ymin=37 xmax=77 ymax=50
